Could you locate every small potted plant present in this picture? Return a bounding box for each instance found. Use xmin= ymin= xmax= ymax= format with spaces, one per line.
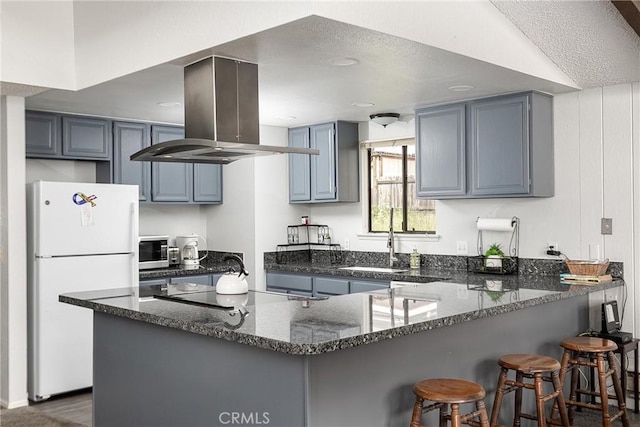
xmin=484 ymin=243 xmax=505 ymax=269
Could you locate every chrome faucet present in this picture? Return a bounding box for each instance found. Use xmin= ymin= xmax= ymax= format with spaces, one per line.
xmin=388 ymin=208 xmax=399 ymax=267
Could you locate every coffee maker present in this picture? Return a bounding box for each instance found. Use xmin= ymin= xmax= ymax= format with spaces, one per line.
xmin=175 ymin=235 xmax=207 ymax=269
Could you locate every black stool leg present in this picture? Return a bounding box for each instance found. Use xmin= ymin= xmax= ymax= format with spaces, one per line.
xmin=568 ymin=351 xmax=580 ymax=424
xmin=514 ymin=370 xmax=523 ymax=427
xmin=440 ymin=403 xmax=450 ymax=427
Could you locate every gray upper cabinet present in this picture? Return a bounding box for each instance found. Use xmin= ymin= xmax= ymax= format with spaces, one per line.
xmin=151 ymin=125 xmax=222 ymax=204
xmin=193 ymin=163 xmax=222 ymax=203
xmin=62 ymin=116 xmax=111 ymax=159
xmin=470 ymin=95 xmax=529 ymax=196
xmin=415 ymin=91 xmax=553 ymax=199
xmin=310 ymin=123 xmax=337 ymax=200
xmin=288 ymin=121 xmax=359 ymax=203
xmin=151 ymin=126 xmax=191 ymax=202
xmin=26 ymin=111 xmax=61 ymax=157
xmin=416 ymin=103 xmax=466 ymax=197
xmin=26 ymin=111 xmax=111 ymax=161
xmin=113 ymin=121 xmax=150 ymax=202
xmin=288 ymin=127 xmax=311 ymax=201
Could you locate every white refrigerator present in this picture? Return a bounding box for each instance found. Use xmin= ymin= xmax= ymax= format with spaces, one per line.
xmin=26 ymin=181 xmax=139 ymax=401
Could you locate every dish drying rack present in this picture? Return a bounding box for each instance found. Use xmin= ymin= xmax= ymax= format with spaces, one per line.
xmin=467 ymin=216 xmax=520 ymax=275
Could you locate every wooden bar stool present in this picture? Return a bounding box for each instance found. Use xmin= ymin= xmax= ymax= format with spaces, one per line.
xmin=410 ymin=378 xmax=490 ymax=427
xmin=489 ymin=353 xmax=569 ymax=427
xmin=557 ymin=336 xmax=630 ymax=427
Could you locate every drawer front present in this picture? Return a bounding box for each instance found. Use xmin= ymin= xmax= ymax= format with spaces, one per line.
xmin=169 ymin=275 xmax=211 ymax=286
xmin=266 ymin=273 xmax=313 ymax=292
xmin=349 ymin=280 xmax=389 ymax=294
xmin=314 ymin=277 xmax=349 ymax=295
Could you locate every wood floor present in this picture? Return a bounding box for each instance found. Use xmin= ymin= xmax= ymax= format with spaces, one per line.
xmin=13 ymin=389 xmax=640 ymax=427
xmin=29 ymin=389 xmax=92 ymax=426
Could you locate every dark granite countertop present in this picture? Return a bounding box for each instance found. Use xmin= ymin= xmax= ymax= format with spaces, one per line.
xmin=60 ymin=272 xmax=621 ymax=355
xmin=139 ymin=265 xmax=230 ymax=280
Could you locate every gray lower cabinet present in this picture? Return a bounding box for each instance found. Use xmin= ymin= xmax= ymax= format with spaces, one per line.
xmin=313 ymin=277 xmax=349 ymax=296
xmin=266 ymin=272 xmax=389 ymax=295
xmin=170 ymin=275 xmax=212 ymax=286
xmin=415 ymin=91 xmax=553 ymax=199
xmin=349 ymin=280 xmax=389 ymax=293
xmin=266 ymin=272 xmax=313 ymax=296
xmin=26 ymin=111 xmax=111 ymax=161
xmin=288 ymin=121 xmax=359 ymax=203
xmin=113 ymin=122 xmax=150 ymax=202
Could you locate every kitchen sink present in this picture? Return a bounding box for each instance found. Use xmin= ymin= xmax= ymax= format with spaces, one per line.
xmin=338 ymin=266 xmax=410 ymax=274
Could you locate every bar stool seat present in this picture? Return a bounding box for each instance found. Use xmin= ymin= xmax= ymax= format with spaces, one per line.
xmin=490 ymin=353 xmax=569 ymax=427
xmin=556 ymin=336 xmax=630 ymax=427
xmin=410 ymin=378 xmax=490 ymax=427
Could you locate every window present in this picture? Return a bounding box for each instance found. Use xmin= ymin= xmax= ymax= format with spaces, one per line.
xmin=368 ymin=140 xmax=435 ymax=233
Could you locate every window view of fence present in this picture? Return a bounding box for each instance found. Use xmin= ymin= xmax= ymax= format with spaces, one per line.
xmin=369 ymin=143 xmax=435 ymax=233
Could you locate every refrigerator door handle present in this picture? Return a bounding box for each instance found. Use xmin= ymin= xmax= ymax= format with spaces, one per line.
xmin=131 ymin=201 xmax=139 ymax=286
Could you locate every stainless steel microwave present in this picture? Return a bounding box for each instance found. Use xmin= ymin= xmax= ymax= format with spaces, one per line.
xmin=138 ymin=235 xmax=169 ymax=270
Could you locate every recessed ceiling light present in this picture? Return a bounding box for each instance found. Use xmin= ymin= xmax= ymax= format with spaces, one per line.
xmin=157 ymin=101 xmax=182 ymax=107
xmin=448 ymin=85 xmax=474 ymax=92
xmin=352 ymin=102 xmax=374 ymax=108
xmin=275 ymin=116 xmax=297 ymax=121
xmin=328 ymin=57 xmax=359 ymax=67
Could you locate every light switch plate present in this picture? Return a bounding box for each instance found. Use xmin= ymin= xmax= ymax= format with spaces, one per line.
xmin=456 ymin=240 xmax=468 ymax=255
xmin=601 ymin=218 xmax=613 ymax=235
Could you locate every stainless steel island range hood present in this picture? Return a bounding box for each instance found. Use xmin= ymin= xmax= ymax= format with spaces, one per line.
xmin=131 ymin=56 xmax=318 ymax=164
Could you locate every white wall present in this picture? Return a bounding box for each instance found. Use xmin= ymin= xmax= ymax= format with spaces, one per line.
xmin=253 ymin=126 xmax=310 ymax=290
xmin=139 ymin=205 xmax=207 ymax=246
xmin=25 ymin=159 xmax=96 ymax=183
xmin=0 ymin=1 xmax=76 ymax=89
xmin=0 ymin=96 xmax=28 ymax=408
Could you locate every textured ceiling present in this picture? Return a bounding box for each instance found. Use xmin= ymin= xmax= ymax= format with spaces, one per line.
xmin=24 ymin=3 xmax=640 ymax=126
xmin=491 ymin=0 xmax=640 ymax=88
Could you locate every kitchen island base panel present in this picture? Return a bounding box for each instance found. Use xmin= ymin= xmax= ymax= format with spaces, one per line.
xmin=92 ymin=295 xmax=588 ymax=427
xmin=93 ymin=312 xmax=306 ymax=427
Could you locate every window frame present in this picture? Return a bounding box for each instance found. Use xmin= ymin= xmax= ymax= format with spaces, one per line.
xmin=366 ymin=140 xmax=434 ymax=234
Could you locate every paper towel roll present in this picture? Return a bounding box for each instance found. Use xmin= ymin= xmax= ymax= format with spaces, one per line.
xmin=476 ymin=218 xmax=514 ymax=232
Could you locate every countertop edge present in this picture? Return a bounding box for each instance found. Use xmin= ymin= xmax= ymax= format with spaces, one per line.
xmin=59 ymin=278 xmax=621 ymax=355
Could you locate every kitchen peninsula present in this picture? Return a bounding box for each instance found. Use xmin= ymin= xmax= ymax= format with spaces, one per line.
xmin=61 ymin=271 xmax=621 ymax=427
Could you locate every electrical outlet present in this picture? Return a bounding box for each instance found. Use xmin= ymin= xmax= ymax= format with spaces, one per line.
xmin=546 ymin=242 xmax=560 ymax=256
xmin=456 ymin=240 xmax=468 ymax=255
xmin=604 ymin=289 xmax=617 ymax=302
xmin=343 ymin=237 xmax=350 ymax=250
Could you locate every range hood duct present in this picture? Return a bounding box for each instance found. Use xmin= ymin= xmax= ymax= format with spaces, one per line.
xmin=130 ymin=56 xmax=318 ymax=164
